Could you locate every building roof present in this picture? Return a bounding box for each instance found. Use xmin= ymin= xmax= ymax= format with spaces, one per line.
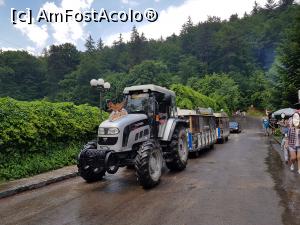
xmin=123 ymin=84 xmax=175 ymax=97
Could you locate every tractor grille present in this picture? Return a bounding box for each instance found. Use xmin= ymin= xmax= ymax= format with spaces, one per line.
xmin=98 ymin=137 xmax=118 ymax=145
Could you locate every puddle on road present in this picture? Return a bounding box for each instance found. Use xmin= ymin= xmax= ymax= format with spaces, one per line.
xmin=265 ymin=141 xmax=300 ymax=225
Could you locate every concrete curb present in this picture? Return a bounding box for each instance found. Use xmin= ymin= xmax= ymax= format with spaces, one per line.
xmin=270 ymin=135 xmax=285 ymax=163
xmin=272 ymin=135 xmax=281 ymax=145
xmin=0 ymin=170 xmax=78 ymax=199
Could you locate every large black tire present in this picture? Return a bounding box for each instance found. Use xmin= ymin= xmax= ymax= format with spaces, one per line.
xmin=126 ymin=165 xmax=135 ymax=170
xmin=166 ymin=127 xmax=188 ymax=171
xmin=135 ymin=141 xmax=163 ymax=189
xmin=78 ymin=141 xmax=106 ymax=183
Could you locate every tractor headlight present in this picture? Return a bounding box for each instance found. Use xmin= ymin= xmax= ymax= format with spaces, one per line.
xmin=107 ymin=127 xmax=120 ymax=135
xmin=292 ymin=113 xmax=300 ymax=127
xmin=98 ymin=127 xmax=120 ymax=135
xmin=98 ymin=127 xmax=105 ymax=135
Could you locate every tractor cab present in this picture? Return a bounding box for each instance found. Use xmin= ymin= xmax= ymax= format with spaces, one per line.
xmin=123 ymin=84 xmax=177 ymax=138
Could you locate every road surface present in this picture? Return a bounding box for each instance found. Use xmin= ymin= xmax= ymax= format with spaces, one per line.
xmin=0 ymin=117 xmax=298 ymax=225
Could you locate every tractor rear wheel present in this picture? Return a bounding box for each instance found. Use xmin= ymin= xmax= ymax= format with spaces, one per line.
xmin=135 ymin=141 xmax=163 ymax=189
xmin=166 ymin=127 xmax=188 ymax=171
xmin=78 ymin=141 xmax=106 ymax=182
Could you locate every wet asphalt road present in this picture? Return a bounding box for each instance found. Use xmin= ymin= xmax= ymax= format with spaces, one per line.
xmin=0 ymin=117 xmax=299 ymax=225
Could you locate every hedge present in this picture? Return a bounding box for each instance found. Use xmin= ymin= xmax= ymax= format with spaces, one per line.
xmin=0 ymin=97 xmax=107 ymax=181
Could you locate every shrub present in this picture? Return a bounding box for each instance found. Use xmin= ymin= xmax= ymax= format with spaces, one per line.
xmin=0 ymin=97 xmax=107 ymax=180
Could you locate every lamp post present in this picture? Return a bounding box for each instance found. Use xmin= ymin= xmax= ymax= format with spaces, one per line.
xmin=90 ymin=78 xmax=111 ymax=120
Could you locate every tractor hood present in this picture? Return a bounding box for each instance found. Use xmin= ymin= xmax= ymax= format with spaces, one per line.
xmin=100 ymin=113 xmax=148 ymax=129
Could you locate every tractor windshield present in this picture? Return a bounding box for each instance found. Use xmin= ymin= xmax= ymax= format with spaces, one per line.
xmin=125 ymin=93 xmax=150 ymax=114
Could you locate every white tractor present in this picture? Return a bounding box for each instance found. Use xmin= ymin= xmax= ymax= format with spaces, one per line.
xmin=78 ymin=84 xmax=189 ymax=188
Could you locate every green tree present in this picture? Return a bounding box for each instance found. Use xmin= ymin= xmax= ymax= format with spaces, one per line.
xmin=45 ymin=43 xmax=80 ymax=98
xmin=178 ymin=55 xmax=207 ymax=81
xmin=96 ymin=38 xmax=104 ymax=51
xmin=265 ymin=0 xmax=277 ymax=10
xmin=85 ymin=34 xmax=96 ymax=53
xmin=128 ymin=60 xmax=179 ymax=87
xmin=252 ymin=1 xmax=260 ymax=14
xmin=276 ymin=13 xmax=300 ymax=106
xmin=57 ymin=52 xmax=108 ymax=105
xmin=188 ymin=74 xmax=241 ymax=112
xmin=0 ymin=51 xmax=46 ymax=100
xmin=129 ymin=26 xmax=147 ymax=66
xmin=279 ymin=0 xmax=294 ymax=9
xmin=247 ymin=71 xmax=272 ymax=109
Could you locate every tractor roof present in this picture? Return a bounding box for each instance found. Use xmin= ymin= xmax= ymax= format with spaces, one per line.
xmin=177 ymin=108 xmax=198 ymax=116
xmin=123 ymin=84 xmax=175 ymax=97
xmin=213 ymin=112 xmax=229 ymax=118
xmin=178 ymin=108 xmax=214 ymax=117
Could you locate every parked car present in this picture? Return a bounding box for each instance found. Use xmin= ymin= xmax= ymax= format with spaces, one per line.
xmin=229 ymin=121 xmax=241 ymax=133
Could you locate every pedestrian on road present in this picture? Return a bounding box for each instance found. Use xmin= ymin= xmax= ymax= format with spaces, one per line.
xmin=263 ymin=118 xmax=270 ymax=136
xmin=286 ymin=118 xmax=300 ymax=174
xmin=280 ymin=119 xmax=289 ymax=164
xmin=270 ymin=117 xmax=276 ymax=135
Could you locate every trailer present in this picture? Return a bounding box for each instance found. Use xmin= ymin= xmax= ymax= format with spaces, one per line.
xmin=214 ymin=112 xmax=230 ymax=143
xmin=178 ymin=108 xmax=216 ymax=154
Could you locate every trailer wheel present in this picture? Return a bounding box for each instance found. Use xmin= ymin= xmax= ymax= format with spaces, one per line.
xmin=166 ymin=127 xmax=188 ymax=171
xmin=78 ymin=141 xmax=105 ymax=182
xmin=135 ymin=141 xmax=163 ymax=189
xmin=189 ymin=151 xmax=199 ymax=158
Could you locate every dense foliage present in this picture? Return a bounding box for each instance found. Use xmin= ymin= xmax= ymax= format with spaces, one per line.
xmin=0 ymin=98 xmax=107 ymax=180
xmin=187 ymin=74 xmax=239 ymax=112
xmin=0 ymin=2 xmax=299 ymax=111
xmin=273 ymin=12 xmax=300 ymax=107
xmin=171 ymin=84 xmax=219 ymax=111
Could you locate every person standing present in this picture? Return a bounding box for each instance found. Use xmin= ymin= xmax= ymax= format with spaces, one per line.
xmin=280 ymin=119 xmax=289 ymax=164
xmin=263 ymin=118 xmax=270 ymax=136
xmin=287 ymin=119 xmax=300 ymax=174
xmin=295 ymin=127 xmax=300 ymax=174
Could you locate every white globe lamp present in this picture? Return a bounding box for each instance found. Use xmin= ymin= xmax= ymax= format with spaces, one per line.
xmin=104 ymin=82 xmax=111 ymax=89
xmin=90 ymin=79 xmax=98 ymax=87
xmin=98 ymin=78 xmax=105 ymax=86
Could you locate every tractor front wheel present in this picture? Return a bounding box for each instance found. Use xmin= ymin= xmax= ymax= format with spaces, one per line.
xmin=135 ymin=141 xmax=163 ymax=189
xmin=78 ymin=141 xmax=106 ymax=182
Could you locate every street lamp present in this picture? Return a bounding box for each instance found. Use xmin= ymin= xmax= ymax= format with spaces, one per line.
xmin=90 ymin=78 xmax=111 ymax=120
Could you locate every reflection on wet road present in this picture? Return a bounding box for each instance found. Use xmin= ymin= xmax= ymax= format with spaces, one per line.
xmin=0 ymin=117 xmax=299 ymax=225
xmin=266 ymin=139 xmax=300 ymax=225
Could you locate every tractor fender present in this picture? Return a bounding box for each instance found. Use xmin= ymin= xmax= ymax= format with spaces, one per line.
xmin=161 ymin=118 xmax=188 ymax=142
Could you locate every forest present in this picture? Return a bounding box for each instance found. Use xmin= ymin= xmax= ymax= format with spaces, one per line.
xmin=0 ymin=1 xmax=300 ymax=112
